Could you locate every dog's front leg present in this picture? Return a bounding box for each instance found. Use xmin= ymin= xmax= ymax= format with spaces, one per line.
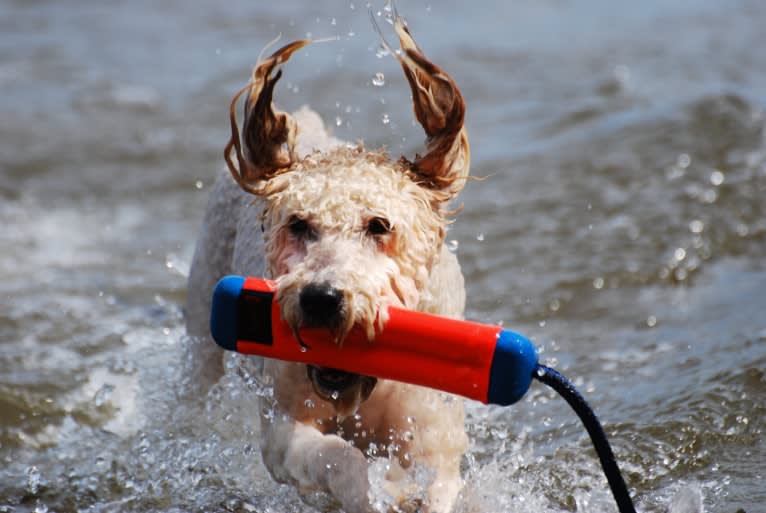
xmin=262 ymin=416 xmax=372 ymax=513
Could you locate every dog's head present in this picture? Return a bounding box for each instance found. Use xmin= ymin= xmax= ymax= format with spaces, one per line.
xmin=225 ymin=17 xmax=469 ymax=415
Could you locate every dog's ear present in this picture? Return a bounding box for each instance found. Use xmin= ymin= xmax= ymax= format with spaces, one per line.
xmin=381 ymin=16 xmax=470 ymax=205
xmin=225 ymin=39 xmax=311 ymax=195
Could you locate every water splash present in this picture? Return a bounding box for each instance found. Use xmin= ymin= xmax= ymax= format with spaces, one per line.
xmin=26 ymin=466 xmax=41 ymax=495
xmin=367 ymin=459 xmax=432 ymax=513
xmin=93 ymin=383 xmax=115 ymax=407
xmin=667 ymin=485 xmax=704 ymax=513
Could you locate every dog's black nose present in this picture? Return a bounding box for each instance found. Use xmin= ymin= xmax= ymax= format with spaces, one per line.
xmin=299 ymin=283 xmax=344 ymax=325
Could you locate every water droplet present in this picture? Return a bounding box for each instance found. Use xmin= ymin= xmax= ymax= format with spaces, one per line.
xmin=331 ymin=390 xmax=340 ymax=400
xmin=335 ymin=116 xmax=343 ymax=127
xmin=549 ymin=298 xmax=561 ymax=312
xmin=593 ymin=277 xmax=604 ymax=289
xmin=710 ymin=170 xmax=724 ymax=186
xmin=689 ymin=219 xmax=704 ymax=233
xmin=446 ymin=239 xmax=459 ymax=252
xmin=304 ymin=399 xmax=315 ymax=408
xmin=736 ymin=223 xmax=749 ymax=237
xmin=476 ymin=232 xmax=485 ymax=241
xmin=375 ymin=45 xmax=390 ymax=59
xmin=402 ymin=430 xmax=414 ymax=441
xmin=195 ymin=180 xmax=204 ymax=189
xmin=381 ymin=113 xmax=390 ymax=124
xmin=674 ymin=248 xmax=687 ymax=261
xmin=406 ymin=415 xmax=416 ymax=424
xmin=677 ymin=153 xmax=692 ymax=168
xmin=538 ymin=320 xmax=546 ymax=327
xmin=702 ymin=188 xmax=718 ymax=203
xmin=647 ymin=315 xmax=657 ymax=328
xmin=300 ymin=346 xmax=308 ymax=353
xmin=536 ymin=367 xmax=546 ymax=377
xmin=372 ymin=72 xmax=385 ymax=86
xmin=330 ymin=17 xmax=337 ymax=25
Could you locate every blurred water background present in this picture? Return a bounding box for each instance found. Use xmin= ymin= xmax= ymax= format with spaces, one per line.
xmin=1 ymin=0 xmax=764 ymax=512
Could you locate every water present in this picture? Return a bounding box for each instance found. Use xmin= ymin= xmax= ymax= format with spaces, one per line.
xmin=2 ymin=1 xmax=764 ymax=511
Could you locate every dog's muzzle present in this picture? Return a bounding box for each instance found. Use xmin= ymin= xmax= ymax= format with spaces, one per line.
xmin=306 ymin=365 xmax=378 ymax=408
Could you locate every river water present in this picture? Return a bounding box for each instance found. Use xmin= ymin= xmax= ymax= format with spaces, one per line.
xmin=1 ymin=1 xmax=764 ymax=512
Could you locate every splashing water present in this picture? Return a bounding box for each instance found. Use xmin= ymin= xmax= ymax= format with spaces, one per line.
xmin=372 ymin=72 xmax=386 ymax=86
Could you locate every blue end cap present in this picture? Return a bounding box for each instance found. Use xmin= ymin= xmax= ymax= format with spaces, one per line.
xmin=210 ymin=275 xmax=245 ymax=351
xmin=487 ymin=329 xmax=539 ymax=406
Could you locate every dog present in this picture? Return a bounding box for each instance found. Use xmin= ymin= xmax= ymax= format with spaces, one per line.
xmin=185 ymin=15 xmax=470 ymax=513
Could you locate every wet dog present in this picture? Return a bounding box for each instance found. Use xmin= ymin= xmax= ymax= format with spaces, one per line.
xmin=186 ymin=15 xmax=470 ymax=513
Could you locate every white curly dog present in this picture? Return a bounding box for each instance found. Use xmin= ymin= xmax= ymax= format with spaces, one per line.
xmin=186 ymin=15 xmax=471 ymax=513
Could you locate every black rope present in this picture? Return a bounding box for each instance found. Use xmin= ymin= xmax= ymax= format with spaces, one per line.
xmin=533 ymin=364 xmax=637 ymax=513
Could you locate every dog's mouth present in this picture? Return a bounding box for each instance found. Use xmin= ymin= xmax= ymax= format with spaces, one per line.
xmin=306 ymin=365 xmax=377 ymax=417
xmin=307 ymin=365 xmax=357 ymax=394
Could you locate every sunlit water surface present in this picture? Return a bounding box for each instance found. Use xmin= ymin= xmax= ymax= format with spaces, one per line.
xmin=1 ymin=1 xmax=764 ymax=512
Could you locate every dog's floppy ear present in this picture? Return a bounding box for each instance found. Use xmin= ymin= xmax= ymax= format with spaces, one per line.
xmin=225 ymin=39 xmax=311 ymax=195
xmin=375 ymin=14 xmax=470 ymax=205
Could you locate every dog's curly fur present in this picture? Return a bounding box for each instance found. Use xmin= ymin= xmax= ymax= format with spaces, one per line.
xmin=186 ymin=16 xmax=471 ymax=513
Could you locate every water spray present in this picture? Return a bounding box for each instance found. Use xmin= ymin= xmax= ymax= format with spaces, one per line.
xmin=210 ymin=275 xmax=638 ymax=513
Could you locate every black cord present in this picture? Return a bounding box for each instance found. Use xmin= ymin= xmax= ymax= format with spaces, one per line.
xmin=533 ymin=364 xmax=637 ymax=513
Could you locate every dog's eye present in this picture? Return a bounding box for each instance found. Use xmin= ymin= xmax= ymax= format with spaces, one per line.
xmin=366 ymin=217 xmax=392 ymax=236
xmin=288 ymin=217 xmax=313 ymax=238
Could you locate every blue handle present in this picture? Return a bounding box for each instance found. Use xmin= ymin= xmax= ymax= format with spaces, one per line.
xmin=488 ymin=329 xmax=538 ymax=406
xmin=210 ymin=275 xmax=245 ymax=351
